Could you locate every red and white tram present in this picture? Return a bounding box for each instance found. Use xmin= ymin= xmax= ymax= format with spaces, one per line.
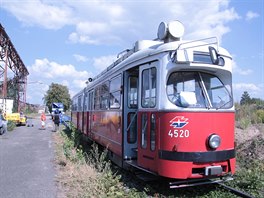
xmin=71 ymin=20 xmax=235 ymax=184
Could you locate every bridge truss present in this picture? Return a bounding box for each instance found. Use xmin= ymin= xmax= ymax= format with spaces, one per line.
xmin=0 ymin=23 xmax=29 ymax=113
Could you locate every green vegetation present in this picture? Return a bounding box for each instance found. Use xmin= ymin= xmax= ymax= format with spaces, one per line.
xmin=43 ymin=83 xmax=71 ymax=112
xmin=230 ymin=136 xmax=264 ymax=198
xmin=7 ymin=120 xmax=16 ymax=131
xmin=236 ymin=92 xmax=264 ymax=129
xmin=55 ymin=124 xmax=147 ymax=197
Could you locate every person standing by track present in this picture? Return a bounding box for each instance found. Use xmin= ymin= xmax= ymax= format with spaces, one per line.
xmin=52 ymin=110 xmax=60 ymax=132
xmin=40 ymin=112 xmax=46 ymax=129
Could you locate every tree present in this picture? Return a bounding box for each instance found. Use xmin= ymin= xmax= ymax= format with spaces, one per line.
xmin=240 ymin=91 xmax=251 ymax=105
xmin=44 ymin=83 xmax=71 ymax=112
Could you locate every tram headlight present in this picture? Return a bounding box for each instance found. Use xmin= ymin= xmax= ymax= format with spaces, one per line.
xmin=208 ymin=134 xmax=221 ymax=149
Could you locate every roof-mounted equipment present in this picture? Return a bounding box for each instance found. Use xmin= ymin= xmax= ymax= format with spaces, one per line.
xmin=157 ymin=20 xmax=184 ymax=43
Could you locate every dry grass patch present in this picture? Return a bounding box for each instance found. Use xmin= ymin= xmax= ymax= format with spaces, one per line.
xmin=52 ymin=128 xmax=141 ymax=198
xmin=53 ymin=131 xmax=98 ymax=198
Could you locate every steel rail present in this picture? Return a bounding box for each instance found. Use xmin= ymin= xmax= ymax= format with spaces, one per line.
xmin=217 ymin=183 xmax=254 ymax=198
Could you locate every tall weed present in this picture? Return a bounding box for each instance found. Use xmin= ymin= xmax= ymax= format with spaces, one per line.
xmin=236 ymin=104 xmax=264 ymax=128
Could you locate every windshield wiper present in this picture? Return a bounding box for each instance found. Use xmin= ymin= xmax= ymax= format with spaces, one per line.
xmin=216 ymin=100 xmax=232 ymax=110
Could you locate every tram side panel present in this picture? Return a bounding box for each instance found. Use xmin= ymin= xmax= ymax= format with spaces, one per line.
xmin=71 ymin=111 xmax=78 ymax=128
xmin=83 ymin=112 xmax=89 ymax=135
xmin=77 ymin=112 xmax=83 ymax=132
xmin=90 ymin=111 xmax=123 ymax=157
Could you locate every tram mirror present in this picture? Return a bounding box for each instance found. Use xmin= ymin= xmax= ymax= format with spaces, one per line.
xmin=209 ymin=46 xmax=219 ymax=65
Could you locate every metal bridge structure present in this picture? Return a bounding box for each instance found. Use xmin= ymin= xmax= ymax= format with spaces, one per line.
xmin=0 ymin=23 xmax=29 ymax=113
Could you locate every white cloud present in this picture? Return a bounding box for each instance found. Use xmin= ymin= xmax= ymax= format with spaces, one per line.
xmin=27 ymin=58 xmax=92 ymax=103
xmin=233 ymin=83 xmax=264 ymax=101
xmin=92 ymin=55 xmax=117 ymax=73
xmin=246 ymin=11 xmax=259 ymax=21
xmin=2 ymin=0 xmax=240 ymax=45
xmin=26 ymin=56 xmax=118 ymax=103
xmin=1 ymin=0 xmax=75 ymax=29
xmin=30 ymin=58 xmax=89 ymax=79
xmin=233 ymin=83 xmax=261 ymax=92
xmin=70 ymin=1 xmax=239 ymax=44
xmin=73 ymin=54 xmax=88 ymax=62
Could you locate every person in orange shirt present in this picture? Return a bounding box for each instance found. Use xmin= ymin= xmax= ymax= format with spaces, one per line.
xmin=41 ymin=112 xmax=46 ymax=129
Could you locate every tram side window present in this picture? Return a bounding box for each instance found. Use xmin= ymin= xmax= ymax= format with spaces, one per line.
xmin=83 ymin=92 xmax=88 ymax=111
xmin=110 ymin=75 xmax=121 ymax=109
xmin=101 ymin=82 xmax=110 ymax=109
xmin=128 ymin=76 xmax=138 ymax=108
xmin=127 ymin=113 xmax=137 ymax=144
xmin=94 ymin=87 xmax=100 ymax=110
xmin=71 ymin=98 xmax=77 ymax=111
xmin=141 ymin=113 xmax=148 ymax=149
xmin=74 ymin=98 xmax=78 ymax=111
xmin=142 ymin=68 xmax=156 ymax=108
xmin=88 ymin=91 xmax=94 ymax=110
xmin=78 ymin=95 xmax=83 ymax=111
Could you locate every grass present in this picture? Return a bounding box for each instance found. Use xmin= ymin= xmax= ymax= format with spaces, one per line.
xmin=54 ymin=123 xmax=263 ymax=197
xmin=54 ymin=124 xmax=147 ymax=197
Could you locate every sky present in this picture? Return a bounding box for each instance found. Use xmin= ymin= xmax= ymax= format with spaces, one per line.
xmin=0 ymin=0 xmax=263 ymax=104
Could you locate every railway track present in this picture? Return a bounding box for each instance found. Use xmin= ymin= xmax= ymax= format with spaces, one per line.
xmin=169 ymin=177 xmax=255 ymax=198
xmin=217 ymin=183 xmax=254 ymax=198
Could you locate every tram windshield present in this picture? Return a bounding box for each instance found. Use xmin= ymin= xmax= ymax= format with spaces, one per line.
xmin=167 ymin=71 xmax=233 ymax=109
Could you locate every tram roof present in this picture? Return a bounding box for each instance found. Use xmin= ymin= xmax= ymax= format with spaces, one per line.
xmin=73 ymin=21 xmax=232 ymax=99
xmin=90 ymin=37 xmax=231 ymax=80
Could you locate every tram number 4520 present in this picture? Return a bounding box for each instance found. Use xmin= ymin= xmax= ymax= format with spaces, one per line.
xmin=168 ymin=129 xmax=190 ymax=138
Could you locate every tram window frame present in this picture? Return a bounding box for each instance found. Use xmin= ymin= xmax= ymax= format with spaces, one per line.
xmin=166 ymin=71 xmax=232 ymax=109
xmin=110 ymin=74 xmax=121 ymax=92
xmin=72 ymin=98 xmax=77 ymax=111
xmin=77 ymin=94 xmax=83 ymax=111
xmin=128 ymin=76 xmax=138 ymax=108
xmin=110 ymin=75 xmax=121 ymax=109
xmin=141 ymin=113 xmax=148 ymax=149
xmin=94 ymin=86 xmax=100 ymax=110
xmin=100 ymin=81 xmax=110 ymax=110
xmin=110 ymin=91 xmax=121 ymax=109
xmin=83 ymin=91 xmax=88 ymax=111
xmin=127 ymin=112 xmax=137 ymax=144
xmin=142 ymin=67 xmax=157 ymax=108
xmin=88 ymin=90 xmax=94 ymax=111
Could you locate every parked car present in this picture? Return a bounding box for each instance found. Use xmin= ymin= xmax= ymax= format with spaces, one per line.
xmin=0 ymin=114 xmax=7 ymax=135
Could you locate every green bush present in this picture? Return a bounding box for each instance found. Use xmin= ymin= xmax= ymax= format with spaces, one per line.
xmin=256 ymin=110 xmax=264 ymax=123
xmin=61 ymin=130 xmax=86 ymax=164
xmin=236 ymin=104 xmax=264 ymax=126
xmin=7 ymin=121 xmax=16 ymax=131
xmin=239 ymin=117 xmax=251 ymax=129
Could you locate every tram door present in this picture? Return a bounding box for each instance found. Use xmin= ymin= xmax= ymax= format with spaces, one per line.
xmin=123 ymin=69 xmax=139 ymax=160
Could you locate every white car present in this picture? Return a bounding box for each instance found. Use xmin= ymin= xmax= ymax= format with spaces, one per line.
xmin=0 ymin=114 xmax=7 ymax=135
